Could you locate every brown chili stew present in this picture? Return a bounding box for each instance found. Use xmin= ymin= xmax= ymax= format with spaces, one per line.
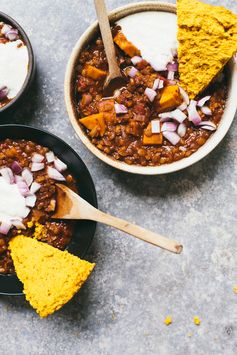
xmin=0 ymin=139 xmax=76 ymax=274
xmin=73 ymin=30 xmax=227 ymax=167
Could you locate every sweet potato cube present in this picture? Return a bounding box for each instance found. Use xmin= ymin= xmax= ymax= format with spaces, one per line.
xmin=114 ymin=32 xmax=141 ymax=57
xmin=82 ymin=65 xmax=107 ymax=80
xmin=158 ymin=85 xmax=183 ymax=113
xmin=142 ymin=123 xmax=163 ymax=145
xmin=79 ymin=113 xmax=106 ymax=136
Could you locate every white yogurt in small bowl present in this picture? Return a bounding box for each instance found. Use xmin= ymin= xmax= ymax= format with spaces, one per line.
xmin=0 ymin=12 xmax=35 ymax=113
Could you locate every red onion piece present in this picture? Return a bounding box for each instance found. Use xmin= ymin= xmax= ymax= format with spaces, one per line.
xmin=145 ymin=88 xmax=157 ymax=102
xmin=167 ymin=62 xmax=178 ymax=72
xmin=163 ymin=131 xmax=180 ymax=145
xmin=54 ymin=158 xmax=67 ymax=172
xmin=187 ymin=100 xmax=201 ymax=125
xmin=0 ymin=167 xmax=14 ymax=184
xmin=127 ymin=66 xmax=138 ymax=78
xmin=32 ymin=153 xmax=44 ymax=163
xmin=0 ymin=86 xmax=9 ymax=100
xmin=161 ymin=122 xmax=177 ymax=132
xmin=158 ymin=80 xmax=164 ymax=89
xmin=25 ymin=194 xmax=37 ymax=207
xmin=0 ymin=221 xmax=12 ymax=235
xmin=5 ymin=29 xmax=19 ymax=41
xmin=177 ymin=123 xmax=187 ymax=138
xmin=167 ymin=71 xmax=175 ymax=80
xmin=46 ymin=151 xmax=55 ymax=163
xmin=198 ymin=121 xmax=216 ymax=129
xmin=22 ymin=168 xmax=33 ymax=186
xmin=200 ymin=125 xmax=216 ymax=131
xmin=11 ymin=161 xmax=22 ymax=175
xmin=1 ymin=24 xmax=12 ymax=35
xmin=15 ymin=175 xmax=24 ymax=183
xmin=47 ymin=167 xmax=66 ymax=181
xmin=131 ymin=56 xmax=142 ymax=65
xmin=30 ymin=182 xmax=41 ymax=194
xmin=201 ymin=106 xmax=212 ymax=116
xmin=171 ymin=47 xmax=178 ymax=57
xmin=114 ymin=103 xmax=128 ymax=114
xmin=151 ymin=120 xmax=161 ymax=134
xmin=179 ymin=86 xmax=190 ymax=105
xmin=152 ymin=78 xmax=160 ymax=91
xmin=171 ymin=109 xmax=187 ymax=123
xmin=178 ymin=102 xmax=188 ymax=111
xmin=31 ymin=162 xmax=45 ymax=172
xmin=17 ymin=181 xmax=30 ymax=197
xmin=197 ymin=96 xmax=211 ymax=107
xmin=11 ymin=218 xmax=26 ymax=230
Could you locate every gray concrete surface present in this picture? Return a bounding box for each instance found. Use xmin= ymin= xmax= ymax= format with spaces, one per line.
xmin=0 ymin=0 xmax=237 ymax=354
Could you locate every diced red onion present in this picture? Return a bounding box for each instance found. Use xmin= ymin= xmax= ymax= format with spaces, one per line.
xmin=47 ymin=167 xmax=66 ymax=181
xmin=171 ymin=109 xmax=187 ymax=123
xmin=11 ymin=218 xmax=26 ymax=230
xmin=0 ymin=167 xmax=14 ymax=184
xmin=30 ymin=182 xmax=41 ymax=194
xmin=158 ymin=80 xmax=164 ymax=89
xmin=0 ymin=221 xmax=12 ymax=235
xmin=179 ymin=86 xmax=190 ymax=105
xmin=197 ymin=96 xmax=211 ymax=107
xmin=15 ymin=175 xmax=24 ymax=183
xmin=171 ymin=47 xmax=178 ymax=57
xmin=131 ymin=56 xmax=142 ymax=65
xmin=152 ymin=78 xmax=160 ymax=91
xmin=163 ymin=131 xmax=180 ymax=145
xmin=201 ymin=106 xmax=212 ymax=116
xmin=177 ymin=123 xmax=187 ymax=138
xmin=198 ymin=121 xmax=216 ymax=129
xmin=145 ymin=88 xmax=157 ymax=102
xmin=167 ymin=71 xmax=175 ymax=80
xmin=187 ymin=100 xmax=201 ymax=125
xmin=46 ymin=151 xmax=55 ymax=163
xmin=0 ymin=86 xmax=9 ymax=100
xmin=161 ymin=122 xmax=177 ymax=132
xmin=127 ymin=66 xmax=138 ymax=78
xmin=25 ymin=194 xmax=37 ymax=207
xmin=5 ymin=29 xmax=19 ymax=41
xmin=22 ymin=168 xmax=33 ymax=186
xmin=167 ymin=62 xmax=178 ymax=72
xmin=32 ymin=153 xmax=44 ymax=163
xmin=151 ymin=120 xmax=161 ymax=134
xmin=178 ymin=102 xmax=188 ymax=111
xmin=17 ymin=181 xmax=30 ymax=197
xmin=31 ymin=162 xmax=45 ymax=172
xmin=114 ymin=103 xmax=128 ymax=114
xmin=1 ymin=24 xmax=12 ymax=35
xmin=54 ymin=158 xmax=67 ymax=172
xmin=159 ymin=112 xmax=173 ymax=120
xmin=11 ymin=161 xmax=22 ymax=175
xmin=200 ymin=125 xmax=216 ymax=131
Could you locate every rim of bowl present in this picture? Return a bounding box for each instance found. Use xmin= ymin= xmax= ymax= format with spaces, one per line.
xmin=0 ymin=124 xmax=98 ymax=296
xmin=0 ymin=11 xmax=35 ymax=114
xmin=65 ymin=1 xmax=237 ymax=175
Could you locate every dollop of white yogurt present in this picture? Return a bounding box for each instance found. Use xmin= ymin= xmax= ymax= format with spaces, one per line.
xmin=0 ymin=39 xmax=29 ymax=99
xmin=0 ymin=177 xmax=29 ymax=223
xmin=117 ymin=11 xmax=177 ymax=71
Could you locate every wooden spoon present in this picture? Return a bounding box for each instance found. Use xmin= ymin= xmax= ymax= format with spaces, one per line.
xmin=94 ymin=0 xmax=127 ymax=97
xmin=52 ymin=184 xmax=183 ymax=254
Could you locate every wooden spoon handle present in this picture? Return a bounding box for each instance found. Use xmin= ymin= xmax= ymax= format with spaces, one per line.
xmin=94 ymin=0 xmax=121 ymax=77
xmin=92 ymin=209 xmax=183 ymax=254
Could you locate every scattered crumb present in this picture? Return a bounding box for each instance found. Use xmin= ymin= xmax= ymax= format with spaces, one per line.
xmin=164 ymin=316 xmax=172 ymax=326
xmin=193 ymin=316 xmax=201 ymax=326
xmin=234 ymin=285 xmax=237 ymax=294
xmin=112 ymin=311 xmax=116 ymax=321
xmin=187 ymin=332 xmax=193 ymax=337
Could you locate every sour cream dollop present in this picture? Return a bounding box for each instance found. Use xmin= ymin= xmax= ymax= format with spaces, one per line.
xmin=117 ymin=11 xmax=177 ymax=71
xmin=0 ymin=39 xmax=29 ymax=99
xmin=0 ymin=177 xmax=29 ymax=223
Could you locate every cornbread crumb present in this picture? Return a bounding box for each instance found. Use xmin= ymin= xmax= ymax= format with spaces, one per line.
xmin=164 ymin=316 xmax=172 ymax=326
xmin=177 ymin=0 xmax=237 ymax=98
xmin=27 ymin=220 xmax=46 ymax=240
xmin=9 ymin=235 xmax=95 ymax=318
xmin=193 ymin=316 xmax=201 ymax=326
xmin=234 ymin=285 xmax=237 ymax=294
xmin=27 ymin=221 xmax=34 ymax=228
xmin=187 ymin=332 xmax=193 ymax=337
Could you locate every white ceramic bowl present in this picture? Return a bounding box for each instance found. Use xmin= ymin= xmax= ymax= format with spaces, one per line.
xmin=65 ymin=1 xmax=237 ymax=175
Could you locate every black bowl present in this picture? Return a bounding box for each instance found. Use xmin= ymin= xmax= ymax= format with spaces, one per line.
xmin=0 ymin=125 xmax=97 ymax=295
xmin=0 ymin=12 xmax=35 ymax=114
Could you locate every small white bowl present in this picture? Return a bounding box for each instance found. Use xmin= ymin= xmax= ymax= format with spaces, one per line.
xmin=65 ymin=1 xmax=237 ymax=175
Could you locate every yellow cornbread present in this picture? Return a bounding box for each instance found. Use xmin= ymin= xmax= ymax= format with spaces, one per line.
xmin=9 ymin=235 xmax=95 ymax=318
xmin=27 ymin=220 xmax=46 ymax=240
xmin=177 ymin=0 xmax=237 ymax=98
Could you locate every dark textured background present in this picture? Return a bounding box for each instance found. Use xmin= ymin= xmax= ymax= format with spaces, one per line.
xmin=0 ymin=0 xmax=237 ymax=354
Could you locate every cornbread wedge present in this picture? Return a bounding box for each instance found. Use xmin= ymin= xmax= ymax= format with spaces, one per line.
xmin=177 ymin=0 xmax=237 ymax=98
xmin=9 ymin=235 xmax=95 ymax=318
